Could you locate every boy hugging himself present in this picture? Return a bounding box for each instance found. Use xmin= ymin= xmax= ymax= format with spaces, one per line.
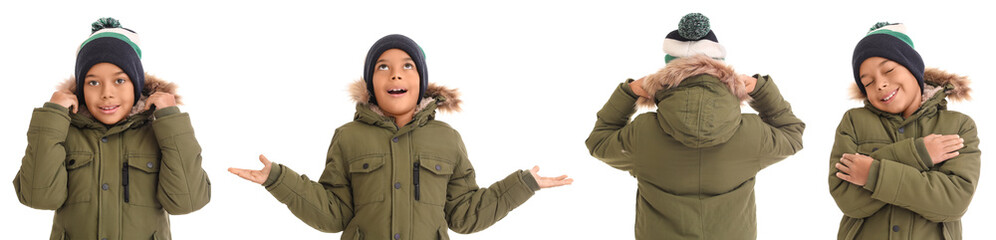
xmin=829 ymin=22 xmax=980 ymax=240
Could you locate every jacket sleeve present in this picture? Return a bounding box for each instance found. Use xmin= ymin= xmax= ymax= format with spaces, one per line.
xmin=828 ymin=111 xmax=889 ymax=218
xmin=585 ymin=80 xmax=641 ymax=171
xmin=445 ymin=132 xmax=540 ymax=234
xmin=263 ymin=130 xmax=354 ymax=233
xmin=13 ymin=103 xmax=72 ymax=210
xmin=151 ymin=107 xmax=211 ymax=214
xmin=863 ymin=116 xmax=980 ymax=222
xmin=746 ymin=75 xmax=805 ymax=169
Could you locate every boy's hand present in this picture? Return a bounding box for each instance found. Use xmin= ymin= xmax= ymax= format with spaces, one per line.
xmin=835 ymin=153 xmax=874 ymax=186
xmin=629 ymin=77 xmax=651 ymax=99
xmin=923 ymin=134 xmax=964 ymax=164
xmin=528 ymin=165 xmax=573 ymax=189
xmin=144 ymin=92 xmax=177 ymax=111
xmin=738 ymin=74 xmax=757 ymax=93
xmin=50 ymin=90 xmax=79 ymax=113
xmin=228 ymin=154 xmax=273 ymax=185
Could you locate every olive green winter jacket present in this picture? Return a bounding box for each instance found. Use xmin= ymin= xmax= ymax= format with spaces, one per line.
xmin=261 ymin=80 xmax=541 ymax=240
xmin=829 ymin=68 xmax=980 ymax=240
xmin=586 ymin=55 xmax=805 ymax=239
xmin=14 ymin=75 xmax=211 ymax=240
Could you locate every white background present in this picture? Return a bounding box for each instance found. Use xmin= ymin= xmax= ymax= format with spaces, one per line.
xmin=1 ymin=1 xmax=992 ymax=239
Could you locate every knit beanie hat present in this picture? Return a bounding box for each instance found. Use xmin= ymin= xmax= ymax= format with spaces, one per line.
xmin=851 ymin=22 xmax=924 ymax=96
xmin=363 ymin=34 xmax=428 ymax=105
xmin=662 ymin=13 xmax=726 ymax=64
xmin=75 ymin=17 xmax=144 ymax=107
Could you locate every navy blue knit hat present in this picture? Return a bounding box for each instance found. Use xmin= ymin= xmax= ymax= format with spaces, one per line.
xmin=75 ymin=17 xmax=144 ymax=107
xmin=363 ymin=34 xmax=428 ymax=105
xmin=852 ymin=22 xmax=924 ymax=96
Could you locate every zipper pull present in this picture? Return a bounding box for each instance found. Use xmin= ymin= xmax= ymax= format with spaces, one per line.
xmin=413 ymin=162 xmax=420 ymax=201
xmin=122 ymin=163 xmax=130 ymax=203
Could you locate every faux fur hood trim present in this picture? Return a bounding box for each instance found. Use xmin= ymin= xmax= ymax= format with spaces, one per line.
xmin=60 ymin=73 xmax=182 ymax=118
xmin=849 ymin=68 xmax=972 ymax=102
xmin=349 ymin=79 xmax=462 ymax=114
xmin=638 ymin=54 xmax=752 ymax=108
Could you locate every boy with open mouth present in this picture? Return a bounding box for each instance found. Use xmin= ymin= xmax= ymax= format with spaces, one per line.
xmin=229 ymin=34 xmax=572 ymax=239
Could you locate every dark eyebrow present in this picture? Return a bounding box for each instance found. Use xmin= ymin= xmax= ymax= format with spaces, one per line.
xmin=859 ymin=59 xmax=893 ymax=79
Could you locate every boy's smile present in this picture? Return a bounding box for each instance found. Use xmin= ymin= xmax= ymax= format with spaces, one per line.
xmin=83 ymin=62 xmax=135 ymax=125
xmin=858 ymin=57 xmax=922 ymax=118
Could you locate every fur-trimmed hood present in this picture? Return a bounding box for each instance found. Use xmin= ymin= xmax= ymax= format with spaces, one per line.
xmin=348 ymin=79 xmax=462 ymax=115
xmin=849 ymin=68 xmax=972 ymax=102
xmin=639 ymin=55 xmax=752 ymax=148
xmin=639 ymin=54 xmax=752 ymax=108
xmin=60 ymin=73 xmax=182 ymax=121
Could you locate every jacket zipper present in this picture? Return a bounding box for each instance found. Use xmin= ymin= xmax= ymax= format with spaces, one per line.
xmin=413 ymin=162 xmax=420 ymax=201
xmin=122 ymin=163 xmax=130 ymax=203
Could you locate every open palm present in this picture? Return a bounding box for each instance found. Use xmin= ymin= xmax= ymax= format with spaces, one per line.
xmin=228 ymin=154 xmax=273 ymax=184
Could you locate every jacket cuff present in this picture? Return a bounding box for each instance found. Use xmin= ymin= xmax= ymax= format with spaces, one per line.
xmin=870 ymin=160 xmax=905 ymax=202
xmin=154 ymin=106 xmax=181 ymax=118
xmin=518 ymin=170 xmax=541 ymax=191
xmin=43 ymin=102 xmax=70 ymax=113
xmin=748 ymin=74 xmax=769 ymax=97
xmin=620 ymin=79 xmax=640 ymax=99
xmin=915 ymin=138 xmax=934 ymax=168
xmin=862 ymin=160 xmax=881 ymax=191
xmin=262 ymin=163 xmax=284 ymax=187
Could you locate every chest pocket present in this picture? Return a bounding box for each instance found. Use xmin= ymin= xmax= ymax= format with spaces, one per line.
xmin=126 ymin=154 xmax=162 ymax=208
xmin=855 ymin=141 xmax=888 ymax=156
xmin=347 ymin=154 xmax=386 ymax=206
xmin=65 ymin=152 xmax=94 ymax=205
xmin=417 ymin=154 xmax=455 ymax=206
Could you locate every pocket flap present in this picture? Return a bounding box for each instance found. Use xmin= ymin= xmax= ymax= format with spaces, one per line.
xmin=65 ymin=152 xmax=93 ymax=170
xmin=419 ymin=156 xmax=454 ymax=175
xmin=348 ymin=155 xmax=385 ymax=173
xmin=127 ymin=154 xmax=161 ymax=173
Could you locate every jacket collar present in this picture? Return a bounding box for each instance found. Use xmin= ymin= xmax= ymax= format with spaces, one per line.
xmin=61 ymin=73 xmax=182 ymax=132
xmin=349 ymin=79 xmax=461 ymax=133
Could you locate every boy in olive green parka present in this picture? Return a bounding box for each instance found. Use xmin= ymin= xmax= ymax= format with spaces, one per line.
xmin=829 ymin=22 xmax=980 ymax=240
xmin=13 ymin=18 xmax=211 ymax=240
xmin=229 ymin=34 xmax=572 ymax=240
xmin=585 ymin=13 xmax=805 ymax=240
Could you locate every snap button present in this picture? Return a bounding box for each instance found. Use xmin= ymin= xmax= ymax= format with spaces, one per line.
xmin=101 ymin=183 xmax=109 ymax=190
xmin=392 ymin=137 xmax=399 ymax=143
xmin=68 ymin=160 xmax=76 ymax=166
xmin=892 ymin=225 xmax=900 ymax=232
xmin=147 ymin=162 xmax=154 ymax=168
xmin=394 ymin=182 xmax=401 ymax=189
xmin=898 ymin=128 xmax=904 ymax=133
xmin=101 ymin=137 xmax=108 ymax=143
xmin=362 ymin=163 xmax=369 ymax=169
xmin=435 ymin=165 xmax=442 ymax=171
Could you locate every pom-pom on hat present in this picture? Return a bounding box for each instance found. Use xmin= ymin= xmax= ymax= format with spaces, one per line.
xmin=851 ymin=22 xmax=924 ymax=96
xmin=662 ymin=13 xmax=726 ymax=64
xmin=75 ymin=17 xmax=144 ymax=107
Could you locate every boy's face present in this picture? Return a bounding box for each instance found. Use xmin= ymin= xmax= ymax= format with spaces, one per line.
xmin=858 ymin=56 xmax=922 ymax=117
xmin=83 ymin=62 xmax=135 ymax=125
xmin=371 ymin=49 xmax=420 ymax=119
